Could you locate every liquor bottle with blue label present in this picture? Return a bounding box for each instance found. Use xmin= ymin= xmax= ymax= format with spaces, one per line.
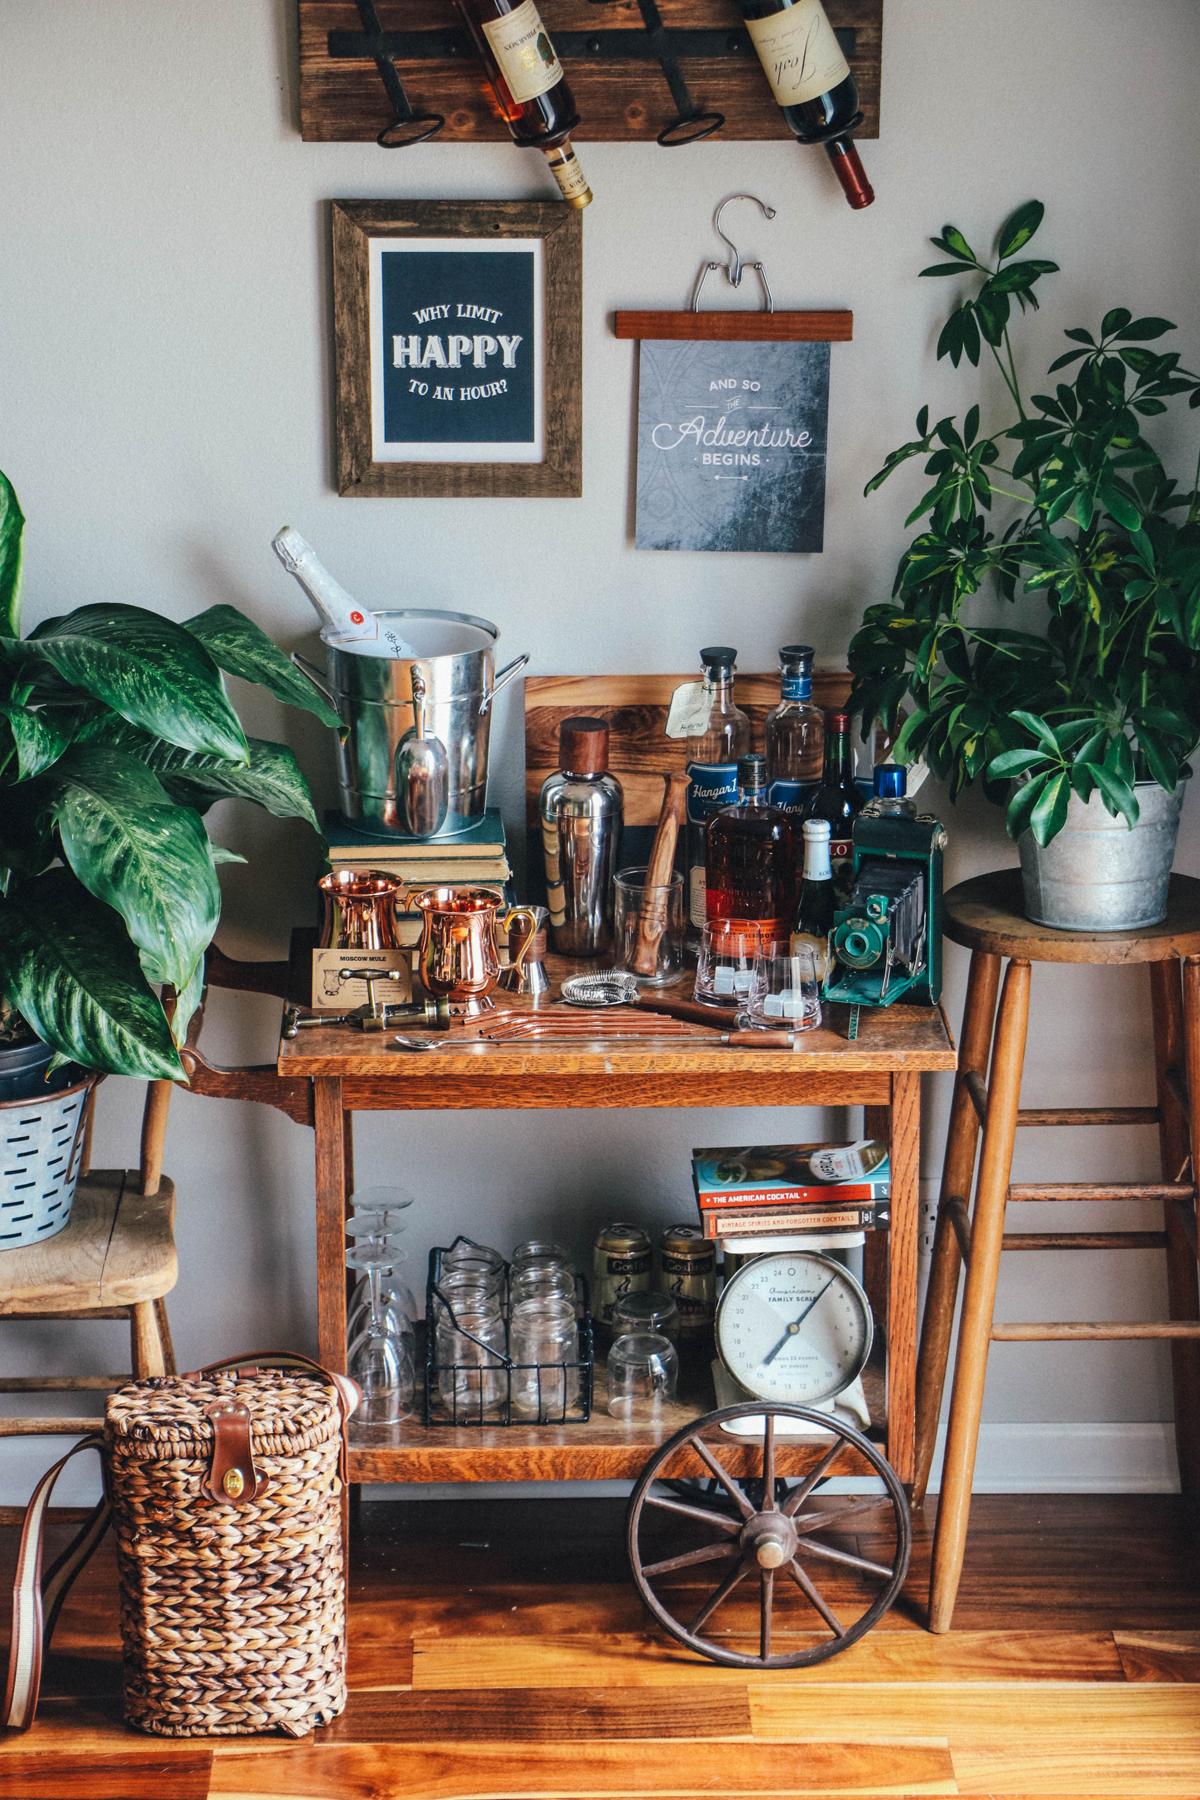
xmin=684 ymin=647 xmax=752 ymax=934
xmin=765 ymin=644 xmax=824 ymax=823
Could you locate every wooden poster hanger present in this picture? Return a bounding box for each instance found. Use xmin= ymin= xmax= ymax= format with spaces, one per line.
xmin=613 ymin=193 xmax=853 ymax=343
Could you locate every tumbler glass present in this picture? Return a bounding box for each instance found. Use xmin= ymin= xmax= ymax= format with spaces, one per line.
xmin=745 ymin=944 xmax=822 ymax=1031
xmin=510 ymin=1294 xmax=580 ymax=1421
xmin=610 ymin=1289 xmax=680 ymax=1344
xmin=613 ymin=867 xmax=685 ymax=987
xmin=606 ymin=1330 xmax=679 ymax=1420
xmin=694 ymin=921 xmax=767 ymax=1009
xmin=435 ymin=1298 xmax=507 ymax=1421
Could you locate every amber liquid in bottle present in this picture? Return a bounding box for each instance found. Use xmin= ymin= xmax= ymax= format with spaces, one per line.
xmin=705 ymin=754 xmax=795 ymax=948
xmin=684 ymin=647 xmax=752 ymax=934
xmin=455 ymin=0 xmax=592 ymax=206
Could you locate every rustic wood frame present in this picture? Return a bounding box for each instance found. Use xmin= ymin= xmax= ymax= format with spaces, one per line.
xmin=331 ymin=199 xmax=582 ymax=498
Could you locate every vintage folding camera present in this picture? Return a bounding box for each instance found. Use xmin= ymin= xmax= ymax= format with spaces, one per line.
xmin=824 ymin=810 xmax=946 ymax=1036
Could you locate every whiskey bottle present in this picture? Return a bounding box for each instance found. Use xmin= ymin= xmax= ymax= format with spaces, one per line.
xmin=765 ymin=643 xmax=824 ymax=817
xmin=802 ymin=709 xmax=861 ymax=899
xmin=684 ymin=647 xmax=752 ymax=934
xmin=861 ymin=764 xmax=918 ymax=819
xmin=705 ymin=753 xmax=795 ymax=948
xmin=454 ymin=1 xmax=592 ymax=207
xmin=789 ymin=817 xmax=834 ymax=980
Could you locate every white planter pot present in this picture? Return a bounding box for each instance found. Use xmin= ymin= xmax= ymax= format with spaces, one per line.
xmin=1018 ymin=779 xmax=1186 ymax=932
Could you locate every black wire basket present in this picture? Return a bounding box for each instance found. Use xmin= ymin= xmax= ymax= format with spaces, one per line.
xmin=424 ymin=1239 xmax=594 ymax=1427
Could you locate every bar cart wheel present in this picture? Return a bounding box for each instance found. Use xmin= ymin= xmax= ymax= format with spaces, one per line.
xmin=627 ymin=1402 xmax=912 ymax=1669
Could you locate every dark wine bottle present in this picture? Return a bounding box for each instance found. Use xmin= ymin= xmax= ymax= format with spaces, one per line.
xmin=454 ymin=1 xmax=592 ymax=207
xmin=790 ymin=817 xmax=835 ymax=980
xmin=802 ymin=709 xmax=862 ymax=898
xmin=737 ymin=0 xmax=874 ymax=209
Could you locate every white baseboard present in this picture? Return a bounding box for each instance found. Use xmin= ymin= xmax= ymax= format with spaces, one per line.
xmin=3 ymin=1421 xmax=1178 ymax=1509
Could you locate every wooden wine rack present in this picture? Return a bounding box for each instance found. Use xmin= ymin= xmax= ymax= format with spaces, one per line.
xmin=298 ymin=1 xmax=883 ymax=146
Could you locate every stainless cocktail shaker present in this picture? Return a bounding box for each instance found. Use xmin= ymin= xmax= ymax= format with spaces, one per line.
xmin=539 ymin=717 xmax=623 ymax=956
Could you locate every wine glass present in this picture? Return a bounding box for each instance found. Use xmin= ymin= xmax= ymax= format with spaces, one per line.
xmin=347 ymin=1252 xmax=415 ymax=1427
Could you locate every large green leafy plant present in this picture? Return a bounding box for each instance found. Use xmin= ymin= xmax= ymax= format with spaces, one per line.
xmin=849 ymin=201 xmax=1200 ymax=846
xmin=0 ymin=472 xmax=340 ymax=1078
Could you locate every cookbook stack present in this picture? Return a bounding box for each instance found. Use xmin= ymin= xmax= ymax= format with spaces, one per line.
xmin=691 ymin=1140 xmax=891 ymax=1243
xmin=324 ymin=808 xmax=514 ymax=949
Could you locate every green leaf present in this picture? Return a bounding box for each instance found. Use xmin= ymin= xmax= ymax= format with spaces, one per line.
xmin=9 ymin=605 xmax=248 ymax=761
xmin=0 ymin=702 xmax=69 ymax=781
xmin=1029 ymin=771 xmax=1070 ymax=846
xmin=1010 ymin=709 xmax=1062 ymax=757
xmin=185 ymin=604 xmax=342 ymax=730
xmin=1063 ymin=327 xmax=1095 ymax=345
xmin=986 ymin=748 xmax=1052 ymax=779
xmin=996 ymin=199 xmax=1045 ymax=260
xmin=0 ymin=470 xmax=24 ymax=639
xmin=1005 ymin=775 xmax=1046 ymax=840
xmin=170 ymin=953 xmax=206 ymax=1050
xmin=1117 ymin=317 xmax=1175 ymax=342
xmin=920 ymin=262 xmax=971 ymax=278
xmin=1088 ymin=763 xmax=1140 ymax=827
xmin=936 ymin=225 xmax=976 ymax=263
xmin=0 ymin=869 xmax=182 ymax=1079
xmin=46 ymin=745 xmax=220 ymax=991
xmin=989 ymin=258 xmax=1059 ymax=295
xmin=76 ymin=714 xmax=319 ymax=830
xmin=1101 ymin=307 xmax=1133 ymax=338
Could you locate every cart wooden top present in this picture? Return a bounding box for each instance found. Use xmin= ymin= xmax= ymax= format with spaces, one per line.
xmin=277 ymin=934 xmax=956 ymax=1096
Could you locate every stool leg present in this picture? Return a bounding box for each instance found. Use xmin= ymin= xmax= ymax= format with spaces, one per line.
xmin=130 ymin=1300 xmax=166 ymax=1379
xmin=914 ymin=948 xmax=1001 ymax=1504
xmin=1156 ymin=956 xmax=1200 ymax=1494
xmin=929 ymin=956 xmax=1030 ymax=1633
xmin=153 ymin=1296 xmax=178 ymax=1378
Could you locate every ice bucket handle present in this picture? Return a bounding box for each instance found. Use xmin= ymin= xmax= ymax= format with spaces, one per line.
xmin=479 ymin=653 xmax=530 ymax=717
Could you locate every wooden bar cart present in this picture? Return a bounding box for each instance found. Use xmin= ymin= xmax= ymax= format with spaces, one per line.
xmin=184 ymin=936 xmax=955 ymax=1667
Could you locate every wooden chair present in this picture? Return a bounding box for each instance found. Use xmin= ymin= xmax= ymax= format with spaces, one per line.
xmin=0 ymin=1077 xmax=178 ymax=1436
xmin=915 ymin=869 xmax=1200 ymax=1632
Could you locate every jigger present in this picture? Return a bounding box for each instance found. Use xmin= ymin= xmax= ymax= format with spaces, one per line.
xmin=498 ymin=908 xmax=551 ymax=999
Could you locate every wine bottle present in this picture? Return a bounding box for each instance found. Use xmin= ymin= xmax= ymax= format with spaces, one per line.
xmin=802 ymin=709 xmax=862 ymax=898
xmin=790 ymin=817 xmax=834 ymax=980
xmin=454 ymin=1 xmax=593 ymax=208
xmin=683 ymin=647 xmax=752 ymax=934
xmin=737 ymin=0 xmax=874 ymax=210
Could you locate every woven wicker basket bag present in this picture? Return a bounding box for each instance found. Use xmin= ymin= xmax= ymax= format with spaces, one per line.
xmin=4 ymin=1354 xmax=360 ymax=1738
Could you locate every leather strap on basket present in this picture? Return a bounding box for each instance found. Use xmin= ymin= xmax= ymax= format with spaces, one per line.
xmin=3 ymin=1353 xmax=360 ymax=1733
xmin=3 ymin=1436 xmax=107 ymax=1733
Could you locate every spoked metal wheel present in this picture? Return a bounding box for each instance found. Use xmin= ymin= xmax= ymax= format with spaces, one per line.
xmin=627 ymin=1402 xmax=911 ymax=1669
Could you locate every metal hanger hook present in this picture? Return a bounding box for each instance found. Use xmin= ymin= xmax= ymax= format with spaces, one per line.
xmin=713 ymin=193 xmax=776 ymax=289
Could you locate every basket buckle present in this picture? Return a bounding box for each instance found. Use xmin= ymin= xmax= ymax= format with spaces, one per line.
xmin=202 ymin=1401 xmax=264 ymax=1505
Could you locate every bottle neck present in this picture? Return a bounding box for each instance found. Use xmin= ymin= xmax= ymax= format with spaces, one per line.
xmin=825 ymin=137 xmax=875 ymax=210
xmin=802 ymin=834 xmax=832 ymax=883
xmin=704 ymin=671 xmax=735 ymax=707
xmin=781 ymin=671 xmax=813 ymax=703
xmin=542 ymin=141 xmax=592 ymax=208
xmin=823 ymin=730 xmax=851 ymax=785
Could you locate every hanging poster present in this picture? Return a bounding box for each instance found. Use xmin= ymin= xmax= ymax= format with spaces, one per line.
xmin=634 ymin=339 xmax=829 ymax=552
xmin=332 ymin=200 xmax=582 ymax=498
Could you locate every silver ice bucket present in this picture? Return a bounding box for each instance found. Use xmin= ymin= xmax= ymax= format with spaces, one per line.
xmin=295 ymin=610 xmax=527 ymax=838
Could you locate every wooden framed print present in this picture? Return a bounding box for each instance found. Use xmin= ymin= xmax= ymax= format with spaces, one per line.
xmin=332 ymin=200 xmax=582 ymax=498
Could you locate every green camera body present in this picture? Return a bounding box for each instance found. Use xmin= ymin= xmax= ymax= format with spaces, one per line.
xmin=823 ymin=811 xmax=946 ymax=1034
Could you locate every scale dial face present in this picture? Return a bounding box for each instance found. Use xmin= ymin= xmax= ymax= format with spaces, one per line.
xmin=715 ymin=1250 xmax=873 ymax=1406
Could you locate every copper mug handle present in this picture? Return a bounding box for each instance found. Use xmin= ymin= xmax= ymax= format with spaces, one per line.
xmin=496 ymin=906 xmax=537 ymax=972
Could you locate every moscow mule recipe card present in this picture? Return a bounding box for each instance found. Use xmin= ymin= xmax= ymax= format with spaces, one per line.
xmin=634 ymin=339 xmax=830 ymax=552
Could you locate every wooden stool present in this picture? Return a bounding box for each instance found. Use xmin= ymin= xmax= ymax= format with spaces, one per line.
xmin=916 ymin=869 xmax=1200 ymax=1632
xmin=0 ymin=1077 xmax=177 ymax=1435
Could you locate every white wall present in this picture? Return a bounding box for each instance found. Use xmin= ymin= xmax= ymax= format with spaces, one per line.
xmin=3 ymin=0 xmax=1198 ymax=1499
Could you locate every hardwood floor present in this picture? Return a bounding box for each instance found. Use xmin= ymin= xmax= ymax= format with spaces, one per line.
xmin=1 ymin=1493 xmax=1198 ymax=1797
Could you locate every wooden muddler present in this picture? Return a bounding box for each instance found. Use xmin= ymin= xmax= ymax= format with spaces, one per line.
xmin=629 ymin=771 xmax=689 ymax=978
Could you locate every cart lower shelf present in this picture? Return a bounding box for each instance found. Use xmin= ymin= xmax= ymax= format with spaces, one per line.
xmin=349 ymin=1353 xmax=887 ymax=1484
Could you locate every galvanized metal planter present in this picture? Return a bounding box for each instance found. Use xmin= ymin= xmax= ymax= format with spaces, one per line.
xmin=1018 ymin=779 xmax=1186 ymax=932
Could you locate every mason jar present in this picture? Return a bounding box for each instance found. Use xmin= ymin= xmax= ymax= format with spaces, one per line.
xmin=509 ymin=1294 xmax=579 ymax=1422
xmin=435 ymin=1298 xmax=507 ymax=1421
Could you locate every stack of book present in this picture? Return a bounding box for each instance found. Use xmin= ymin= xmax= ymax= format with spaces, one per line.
xmin=692 ymin=1140 xmax=890 ymax=1241
xmin=324 ymin=808 xmax=513 ymax=949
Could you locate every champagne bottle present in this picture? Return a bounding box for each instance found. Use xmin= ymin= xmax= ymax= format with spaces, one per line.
xmin=790 ymin=817 xmax=834 ymax=980
xmin=455 ymin=1 xmax=593 ymax=208
xmin=271 ymin=529 xmax=415 ymax=658
xmin=737 ymin=0 xmax=874 ymax=209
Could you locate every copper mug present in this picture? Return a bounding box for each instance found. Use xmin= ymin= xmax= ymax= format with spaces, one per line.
xmin=318 ymin=870 xmax=403 ymax=950
xmin=406 ymin=887 xmax=537 ymax=1012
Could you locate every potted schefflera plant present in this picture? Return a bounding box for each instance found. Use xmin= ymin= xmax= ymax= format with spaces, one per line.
xmin=848 ymin=201 xmax=1200 ymax=930
xmin=0 ymin=470 xmax=339 ymax=1247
